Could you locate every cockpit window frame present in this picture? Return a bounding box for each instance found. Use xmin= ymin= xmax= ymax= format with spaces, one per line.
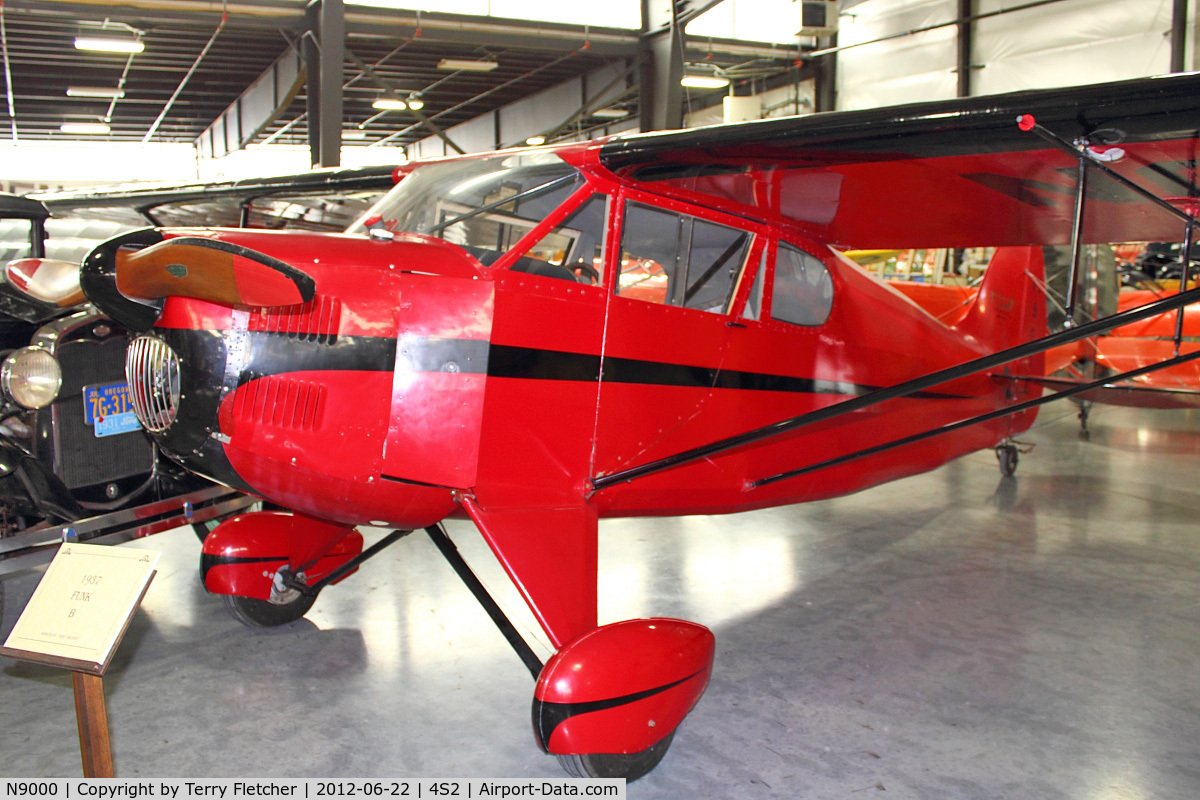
xmin=609 ymin=186 xmax=767 ymax=317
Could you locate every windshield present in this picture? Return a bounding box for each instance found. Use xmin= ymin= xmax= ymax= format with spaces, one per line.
xmin=348 ymin=152 xmax=582 ymax=265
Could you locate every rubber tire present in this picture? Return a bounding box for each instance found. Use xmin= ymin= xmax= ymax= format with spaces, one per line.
xmin=997 ymin=446 xmax=1018 ymax=477
xmin=222 ymin=592 xmax=315 ymax=628
xmin=555 ymin=731 xmax=675 ymax=782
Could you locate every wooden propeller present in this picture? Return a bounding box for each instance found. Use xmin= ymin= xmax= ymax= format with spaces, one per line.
xmin=115 ymin=236 xmax=315 ymax=308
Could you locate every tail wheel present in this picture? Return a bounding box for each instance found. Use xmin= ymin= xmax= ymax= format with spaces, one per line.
xmin=996 ymin=444 xmax=1019 ymax=477
xmin=555 ymin=731 xmax=676 ymax=782
xmin=221 ymin=592 xmax=315 ymax=627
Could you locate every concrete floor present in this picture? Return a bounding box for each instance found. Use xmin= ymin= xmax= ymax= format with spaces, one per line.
xmin=2 ymin=403 xmax=1199 ymax=798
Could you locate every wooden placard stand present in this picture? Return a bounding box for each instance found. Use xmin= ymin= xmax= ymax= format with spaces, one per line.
xmin=1 ymin=543 xmax=159 ymax=778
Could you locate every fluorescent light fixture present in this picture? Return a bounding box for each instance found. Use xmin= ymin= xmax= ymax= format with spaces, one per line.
xmin=66 ymin=86 xmax=126 ymax=98
xmin=74 ymin=36 xmax=144 ymax=53
xmin=372 ymin=97 xmax=408 ymax=110
xmin=591 ymin=107 xmax=628 ymax=118
xmin=407 ymin=95 xmax=425 ymax=111
xmin=60 ymin=122 xmax=111 ymax=134
xmin=681 ymin=74 xmax=730 ymax=89
xmin=525 ymin=136 xmax=546 ymax=146
xmin=343 ymin=130 xmax=370 ymax=140
xmin=438 ymin=58 xmax=498 ymax=72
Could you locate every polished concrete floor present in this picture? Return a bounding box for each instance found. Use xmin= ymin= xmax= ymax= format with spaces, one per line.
xmin=3 ymin=403 xmax=1200 ymax=798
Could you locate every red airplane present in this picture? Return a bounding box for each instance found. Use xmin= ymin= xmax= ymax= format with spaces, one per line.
xmin=61 ymin=74 xmax=1200 ymax=780
xmin=1040 ymin=283 xmax=1200 ymax=413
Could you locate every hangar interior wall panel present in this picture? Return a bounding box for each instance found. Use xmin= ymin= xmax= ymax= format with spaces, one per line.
xmin=444 ymin=112 xmax=497 ymax=156
xmin=684 ymin=102 xmax=725 ymax=129
xmin=838 ymin=0 xmax=1178 ymax=112
xmin=685 ymin=0 xmax=807 ymax=45
xmin=685 ymin=80 xmax=815 ymax=128
xmin=498 ymin=78 xmax=584 ymax=148
xmin=837 ymin=0 xmax=958 ymax=111
xmin=972 ymin=0 xmax=1172 ymax=96
xmin=759 ymin=81 xmax=816 ymax=118
xmin=413 ymin=62 xmax=634 ymax=156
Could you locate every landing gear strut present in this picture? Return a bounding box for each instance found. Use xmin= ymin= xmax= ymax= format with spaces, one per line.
xmin=1077 ymin=400 xmax=1092 ymax=438
xmin=425 ymin=524 xmax=713 ymax=781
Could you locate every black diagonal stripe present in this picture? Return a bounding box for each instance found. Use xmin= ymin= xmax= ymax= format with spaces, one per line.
xmin=488 ymin=343 xmax=602 ymax=382
xmin=488 ymin=343 xmax=963 ymax=399
xmin=200 ymin=553 xmax=284 ymax=586
xmin=237 ymin=331 xmax=398 ymax=386
xmin=531 ymin=670 xmax=706 ymax=752
xmin=229 ymin=331 xmax=966 ymax=401
xmin=397 ymin=337 xmax=490 ymax=375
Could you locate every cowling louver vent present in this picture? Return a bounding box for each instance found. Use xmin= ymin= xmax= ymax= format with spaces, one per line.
xmin=233 ymin=373 xmax=325 ymax=431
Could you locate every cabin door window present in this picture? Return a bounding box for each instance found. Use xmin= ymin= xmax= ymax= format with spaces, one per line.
xmin=616 ymin=201 xmax=751 ymax=313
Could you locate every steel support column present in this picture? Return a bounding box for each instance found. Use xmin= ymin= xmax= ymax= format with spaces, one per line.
xmin=814 ymin=34 xmax=836 ymax=112
xmin=1171 ymin=0 xmax=1188 ymax=73
xmin=640 ymin=0 xmax=685 ymax=132
xmin=318 ymin=0 xmax=343 ymax=167
xmin=957 ymin=0 xmax=972 ymax=97
xmin=305 ymin=0 xmax=343 ymax=168
xmin=303 ymin=2 xmax=321 ymax=166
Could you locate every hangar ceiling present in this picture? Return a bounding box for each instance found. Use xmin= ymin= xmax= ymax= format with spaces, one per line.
xmin=0 ymin=0 xmax=804 ymax=153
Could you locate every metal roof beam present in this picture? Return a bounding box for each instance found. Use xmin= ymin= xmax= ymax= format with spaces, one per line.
xmin=6 ymin=0 xmax=794 ymax=59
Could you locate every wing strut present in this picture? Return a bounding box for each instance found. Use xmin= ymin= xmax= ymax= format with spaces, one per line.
xmin=590 ymin=114 xmax=1200 ymax=494
xmin=590 ymin=283 xmax=1200 ymax=493
xmin=1016 ymin=113 xmax=1198 ymax=332
xmin=425 ymin=523 xmax=545 ymax=680
xmin=1175 ymin=213 xmax=1196 ymax=356
xmin=749 ymin=348 xmax=1200 ymax=488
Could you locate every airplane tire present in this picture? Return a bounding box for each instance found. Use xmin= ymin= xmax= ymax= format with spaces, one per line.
xmin=555 ymin=731 xmax=675 ymax=782
xmin=222 ymin=592 xmax=315 ymax=627
xmin=997 ymin=445 xmax=1018 ymax=477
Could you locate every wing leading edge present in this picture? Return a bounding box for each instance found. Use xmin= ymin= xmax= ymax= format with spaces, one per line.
xmin=598 ymin=74 xmax=1200 ymax=249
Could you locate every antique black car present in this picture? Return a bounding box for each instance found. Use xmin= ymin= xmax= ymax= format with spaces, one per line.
xmin=0 ymin=167 xmax=394 ymax=580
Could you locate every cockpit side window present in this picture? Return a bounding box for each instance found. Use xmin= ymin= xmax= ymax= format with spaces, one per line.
xmin=617 ymin=201 xmax=752 ymax=313
xmin=518 ymin=194 xmax=609 ymax=284
xmin=771 ymin=242 xmax=833 ymax=326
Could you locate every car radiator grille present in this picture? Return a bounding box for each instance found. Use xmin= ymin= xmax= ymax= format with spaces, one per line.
xmin=49 ymin=336 xmax=155 ymax=490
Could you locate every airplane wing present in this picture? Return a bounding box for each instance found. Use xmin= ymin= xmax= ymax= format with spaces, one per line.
xmin=598 ymin=73 xmax=1200 ymax=249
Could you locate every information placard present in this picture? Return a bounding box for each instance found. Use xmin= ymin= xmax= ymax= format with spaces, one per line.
xmin=0 ymin=542 xmax=159 ymax=674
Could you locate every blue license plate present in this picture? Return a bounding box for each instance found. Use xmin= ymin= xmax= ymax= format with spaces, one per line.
xmin=82 ymin=382 xmax=143 ymax=438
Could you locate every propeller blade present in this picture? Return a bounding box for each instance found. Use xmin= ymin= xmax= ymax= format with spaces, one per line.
xmin=115 ymin=236 xmax=315 ymax=308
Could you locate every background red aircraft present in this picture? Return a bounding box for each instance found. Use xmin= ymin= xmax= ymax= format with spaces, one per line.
xmin=890 ymin=263 xmax=1200 ymax=419
xmin=60 ymin=73 xmax=1200 ymax=779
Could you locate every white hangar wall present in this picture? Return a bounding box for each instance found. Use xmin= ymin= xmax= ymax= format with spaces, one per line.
xmin=407 ymin=61 xmax=637 ymax=159
xmin=837 ymin=0 xmax=1185 ymax=111
xmin=838 ymin=0 xmax=959 ymax=110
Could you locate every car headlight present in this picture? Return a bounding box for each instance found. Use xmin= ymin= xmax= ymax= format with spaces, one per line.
xmin=1 ymin=347 xmax=62 ymax=409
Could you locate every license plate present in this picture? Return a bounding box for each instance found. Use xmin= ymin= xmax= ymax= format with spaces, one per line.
xmin=83 ymin=382 xmax=143 ymax=438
